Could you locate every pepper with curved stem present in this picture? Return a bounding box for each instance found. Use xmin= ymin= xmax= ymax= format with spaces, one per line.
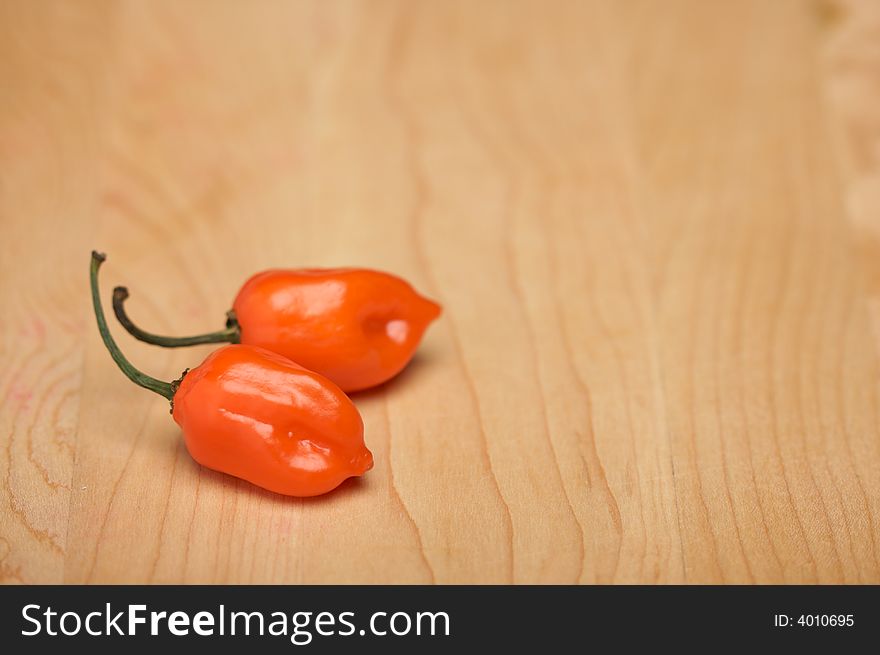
xmin=111 ymin=267 xmax=443 ymax=393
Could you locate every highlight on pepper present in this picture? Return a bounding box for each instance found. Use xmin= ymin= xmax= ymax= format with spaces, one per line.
xmin=90 ymin=251 xmax=373 ymax=497
xmin=112 ymin=267 xmax=442 ymax=392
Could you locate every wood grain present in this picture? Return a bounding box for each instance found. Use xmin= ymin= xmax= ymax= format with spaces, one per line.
xmin=2 ymin=0 xmax=879 ymax=584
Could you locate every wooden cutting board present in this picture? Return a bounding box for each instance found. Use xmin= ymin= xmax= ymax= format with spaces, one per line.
xmin=2 ymin=0 xmax=879 ymax=584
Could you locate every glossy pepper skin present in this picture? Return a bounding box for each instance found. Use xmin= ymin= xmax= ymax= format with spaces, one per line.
xmin=173 ymin=345 xmax=373 ymax=496
xmin=232 ymin=269 xmax=441 ymax=392
xmin=91 ymin=252 xmax=372 ymax=497
xmin=114 ymin=268 xmax=442 ymax=393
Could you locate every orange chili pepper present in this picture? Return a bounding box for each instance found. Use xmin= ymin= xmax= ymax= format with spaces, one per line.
xmin=113 ymin=268 xmax=441 ymax=392
xmin=113 ymin=268 xmax=442 ymax=392
xmin=91 ymin=252 xmax=372 ymax=497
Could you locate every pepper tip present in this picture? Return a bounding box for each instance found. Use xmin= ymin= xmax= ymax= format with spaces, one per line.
xmin=358 ymin=449 xmax=374 ymax=474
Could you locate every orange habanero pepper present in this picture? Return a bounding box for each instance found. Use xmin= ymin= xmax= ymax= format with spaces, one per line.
xmin=91 ymin=252 xmax=372 ymax=497
xmin=113 ymin=268 xmax=442 ymax=393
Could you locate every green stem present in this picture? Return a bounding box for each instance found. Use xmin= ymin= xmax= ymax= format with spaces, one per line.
xmin=112 ymin=287 xmax=240 ymax=348
xmin=90 ymin=252 xmax=175 ymax=401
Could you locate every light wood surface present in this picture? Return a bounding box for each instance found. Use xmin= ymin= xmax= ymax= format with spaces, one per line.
xmin=2 ymin=0 xmax=879 ymax=584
